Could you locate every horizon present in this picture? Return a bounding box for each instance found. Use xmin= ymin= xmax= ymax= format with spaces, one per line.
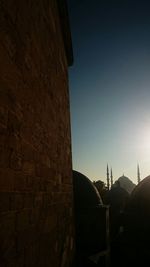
xmin=72 ymin=164 xmax=144 ymax=185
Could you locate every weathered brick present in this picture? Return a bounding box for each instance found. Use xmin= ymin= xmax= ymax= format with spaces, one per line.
xmin=25 ymin=175 xmax=33 ymax=191
xmin=0 ymin=0 xmax=74 ymax=266
xmin=0 ymin=146 xmax=11 ymax=168
xmin=7 ymin=111 xmax=22 ymax=135
xmin=16 ymin=226 xmax=37 ymax=252
xmin=8 ymin=133 xmax=22 ymax=151
xmin=22 ymin=161 xmax=35 ymax=176
xmin=0 ymin=192 xmax=10 ymax=212
xmin=43 ymin=193 xmax=52 ymax=207
xmin=0 ymin=212 xmax=17 ymax=260
xmin=39 ymin=214 xmax=57 ymax=233
xmin=35 ymin=163 xmax=52 ymax=179
xmin=23 ymin=193 xmax=34 ymax=209
xmin=0 ymin=168 xmax=14 ymax=192
xmin=0 ymin=105 xmax=8 ymax=127
xmin=34 ymin=193 xmax=43 ymax=208
xmin=21 ymin=140 xmax=37 ymax=162
xmin=10 ymin=151 xmax=22 ymax=170
xmin=11 ymin=253 xmax=25 ymax=267
xmin=0 ymin=88 xmax=15 ymax=110
xmin=13 ymin=172 xmax=26 ymax=192
xmin=24 ymin=244 xmax=37 ymax=267
xmin=0 ymin=130 xmax=8 ymax=146
xmin=29 ymin=207 xmax=41 ymax=225
xmin=10 ymin=192 xmax=24 ymax=211
xmin=16 ymin=210 xmax=30 ymax=232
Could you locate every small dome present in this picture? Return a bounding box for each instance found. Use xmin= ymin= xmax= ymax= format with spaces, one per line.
xmin=73 ymin=170 xmax=102 ymax=209
xmin=73 ymin=170 xmax=107 ymax=256
xmin=131 ymin=175 xmax=150 ymax=200
xmin=124 ymin=175 xmax=150 ymax=248
xmin=122 ymin=176 xmax=150 ymax=267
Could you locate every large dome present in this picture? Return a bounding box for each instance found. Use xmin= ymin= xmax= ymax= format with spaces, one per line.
xmin=114 ymin=175 xmax=136 ymax=194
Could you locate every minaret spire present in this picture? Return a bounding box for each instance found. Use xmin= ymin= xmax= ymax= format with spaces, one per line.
xmin=110 ymin=168 xmax=113 ymax=187
xmin=107 ymin=164 xmax=110 ymax=190
xmin=137 ymin=163 xmax=141 ymax=184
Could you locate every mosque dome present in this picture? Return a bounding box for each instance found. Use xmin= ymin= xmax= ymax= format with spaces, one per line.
xmin=113 ymin=175 xmax=136 ymax=194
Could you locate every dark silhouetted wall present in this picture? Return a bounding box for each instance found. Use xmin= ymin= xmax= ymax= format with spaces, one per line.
xmin=0 ymin=0 xmax=74 ymax=266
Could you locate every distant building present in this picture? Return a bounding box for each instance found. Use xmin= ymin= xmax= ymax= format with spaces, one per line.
xmin=137 ymin=163 xmax=141 ymax=184
xmin=110 ymin=168 xmax=114 ymax=188
xmin=107 ymin=164 xmax=110 ymax=190
xmin=113 ymin=175 xmax=136 ymax=194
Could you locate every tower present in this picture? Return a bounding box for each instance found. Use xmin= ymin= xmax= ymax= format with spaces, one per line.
xmin=107 ymin=164 xmax=110 ymax=190
xmin=137 ymin=164 xmax=141 ymax=184
xmin=110 ymin=168 xmax=113 ymax=187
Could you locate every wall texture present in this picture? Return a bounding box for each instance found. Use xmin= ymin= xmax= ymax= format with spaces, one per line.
xmin=0 ymin=0 xmax=74 ymax=266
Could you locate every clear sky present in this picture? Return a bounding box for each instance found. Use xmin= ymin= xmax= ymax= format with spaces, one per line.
xmin=67 ymin=0 xmax=150 ymax=184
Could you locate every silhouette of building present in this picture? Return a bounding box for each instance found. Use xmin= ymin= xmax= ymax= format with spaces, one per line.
xmin=106 ymin=181 xmax=130 ymax=240
xmin=118 ymin=175 xmax=150 ymax=266
xmin=93 ymin=180 xmax=107 ymax=203
xmin=110 ymin=168 xmax=113 ymax=188
xmin=113 ymin=175 xmax=136 ymax=194
xmin=107 ymin=164 xmax=110 ymax=190
xmin=73 ymin=170 xmax=110 ymax=267
xmin=0 ymin=1 xmax=74 ymax=266
xmin=137 ymin=163 xmax=141 ymax=184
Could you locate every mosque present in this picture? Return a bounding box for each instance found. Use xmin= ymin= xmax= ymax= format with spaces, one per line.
xmin=73 ymin=165 xmax=150 ymax=266
xmin=105 ymin=164 xmax=140 ymax=193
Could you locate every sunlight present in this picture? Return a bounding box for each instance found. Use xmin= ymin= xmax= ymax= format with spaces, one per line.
xmin=137 ymin=126 xmax=150 ymax=151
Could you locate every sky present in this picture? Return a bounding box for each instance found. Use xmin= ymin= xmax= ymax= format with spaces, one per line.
xmin=67 ymin=0 xmax=150 ymax=184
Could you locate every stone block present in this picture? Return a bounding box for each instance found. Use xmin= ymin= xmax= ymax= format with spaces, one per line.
xmin=0 ymin=192 xmax=10 ymax=212
xmin=0 ymin=168 xmax=14 ymax=192
xmin=10 ymin=151 xmax=22 ymax=170
xmin=22 ymin=161 xmax=35 ymax=176
xmin=16 ymin=209 xmax=30 ymax=232
xmin=10 ymin=192 xmax=24 ymax=211
xmin=0 ymin=0 xmax=74 ymax=266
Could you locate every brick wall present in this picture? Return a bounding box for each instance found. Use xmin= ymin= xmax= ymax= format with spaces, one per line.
xmin=0 ymin=1 xmax=74 ymax=266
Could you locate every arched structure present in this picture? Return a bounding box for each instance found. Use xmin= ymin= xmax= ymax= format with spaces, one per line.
xmin=73 ymin=170 xmax=110 ymax=266
xmin=121 ymin=175 xmax=150 ymax=265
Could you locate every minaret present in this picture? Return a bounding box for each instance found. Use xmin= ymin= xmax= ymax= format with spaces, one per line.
xmin=137 ymin=163 xmax=141 ymax=184
xmin=110 ymin=168 xmax=113 ymax=187
xmin=107 ymin=164 xmax=110 ymax=190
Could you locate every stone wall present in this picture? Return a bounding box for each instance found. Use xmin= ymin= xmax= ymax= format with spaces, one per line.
xmin=0 ymin=1 xmax=74 ymax=266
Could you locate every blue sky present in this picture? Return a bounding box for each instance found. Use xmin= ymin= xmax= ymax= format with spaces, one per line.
xmin=68 ymin=0 xmax=150 ymax=184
